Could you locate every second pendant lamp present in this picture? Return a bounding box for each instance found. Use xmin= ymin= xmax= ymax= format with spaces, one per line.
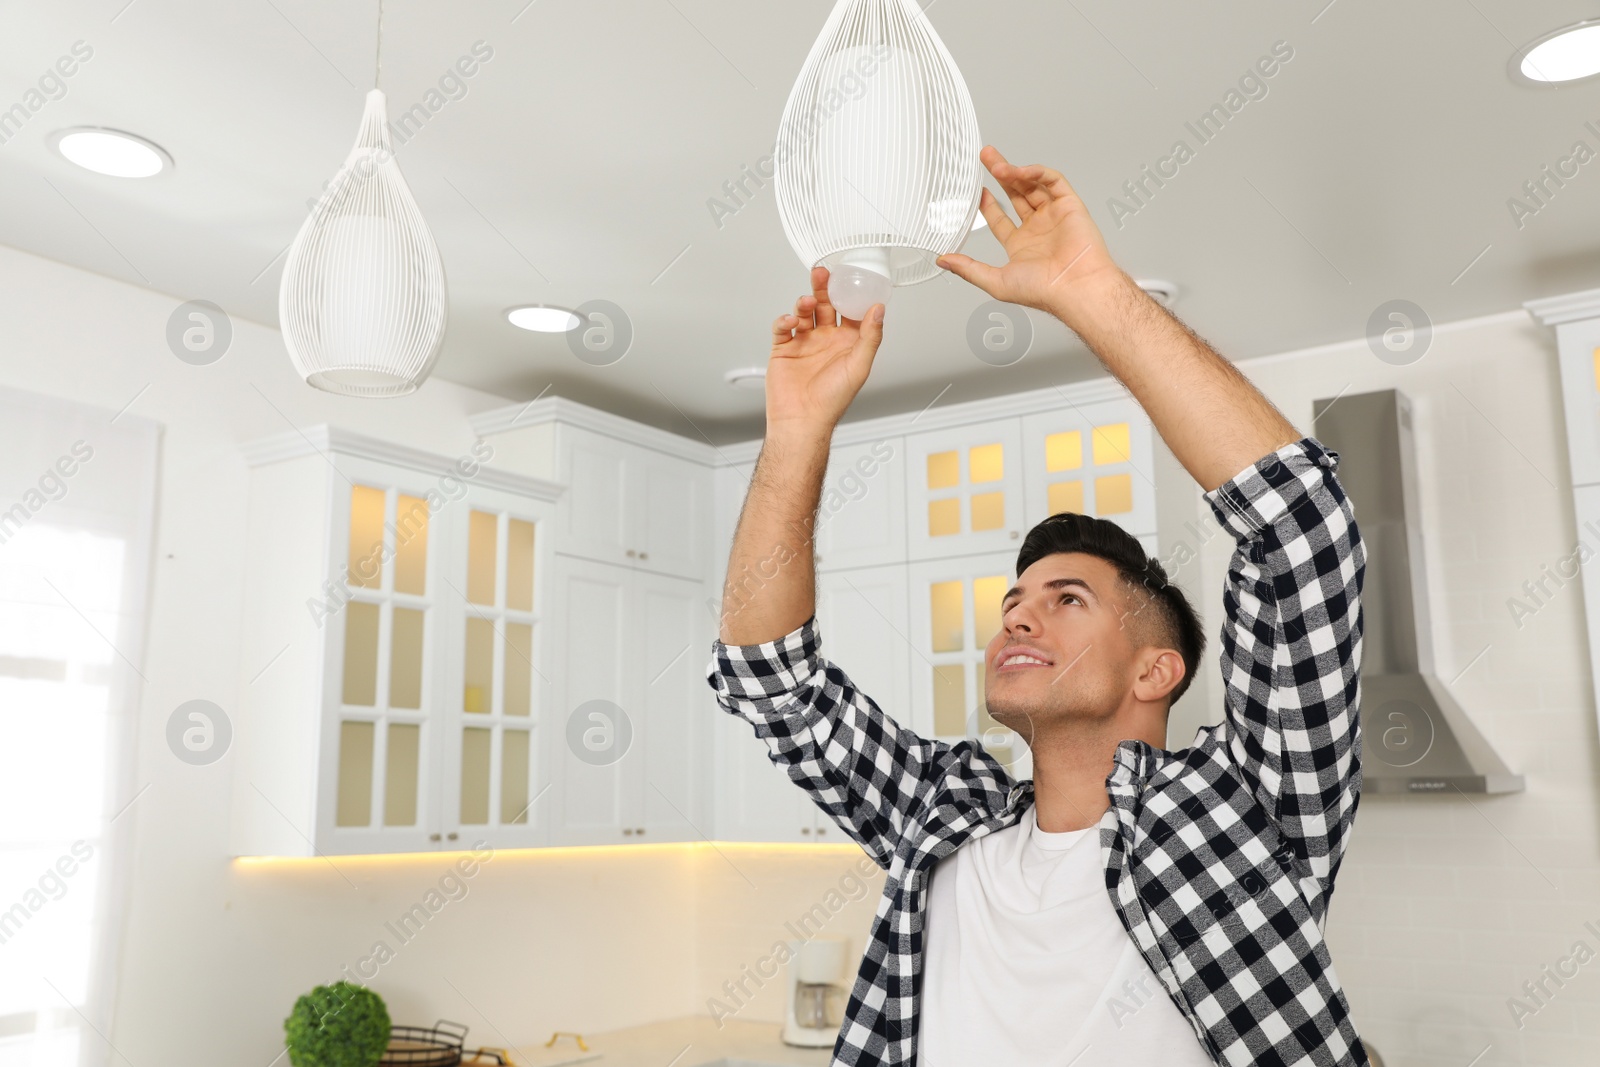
xmin=774 ymin=0 xmax=984 ymax=320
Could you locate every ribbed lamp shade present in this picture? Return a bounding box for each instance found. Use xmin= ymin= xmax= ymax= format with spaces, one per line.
xmin=775 ymin=0 xmax=983 ymax=320
xmin=280 ymin=89 xmax=448 ymax=397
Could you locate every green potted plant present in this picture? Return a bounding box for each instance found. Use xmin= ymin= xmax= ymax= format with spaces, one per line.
xmin=284 ymin=981 xmax=392 ymax=1067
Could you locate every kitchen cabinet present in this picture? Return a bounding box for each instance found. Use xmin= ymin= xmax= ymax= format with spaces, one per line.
xmin=560 ymin=425 xmax=710 ymax=580
xmin=904 ymin=420 xmax=1028 ymax=561
xmin=1020 ymin=399 xmax=1157 ymax=538
xmin=232 ymin=430 xmax=561 ymax=858
xmin=551 ymin=556 xmax=711 ymax=846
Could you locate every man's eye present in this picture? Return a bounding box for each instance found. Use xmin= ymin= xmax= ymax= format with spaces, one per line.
xmin=1060 ymin=594 xmax=1080 ymax=606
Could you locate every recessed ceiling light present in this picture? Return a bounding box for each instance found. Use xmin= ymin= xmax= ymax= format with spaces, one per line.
xmin=1136 ymin=279 xmax=1178 ymax=307
xmin=724 ymin=367 xmax=767 ymax=390
xmin=506 ymin=306 xmax=581 ymax=333
xmin=1510 ymin=20 xmax=1600 ymax=85
xmin=49 ymin=127 xmax=171 ymax=177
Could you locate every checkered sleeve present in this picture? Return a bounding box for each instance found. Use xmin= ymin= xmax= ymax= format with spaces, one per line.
xmin=707 ymin=616 xmax=950 ymax=870
xmin=1204 ymin=437 xmax=1366 ymax=899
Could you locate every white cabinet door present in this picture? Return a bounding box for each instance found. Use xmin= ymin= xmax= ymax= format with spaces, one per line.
xmin=635 ymin=570 xmax=710 ymax=842
xmin=317 ymin=462 xmax=450 ymax=856
xmin=551 ymin=557 xmax=633 ymax=845
xmin=816 ymin=437 xmax=907 ymax=572
xmin=561 ymin=427 xmax=635 ymax=569
xmin=1020 ymin=401 xmax=1157 ymax=537
xmin=561 ymin=426 xmax=713 ymax=582
xmin=636 ymin=449 xmax=712 ymax=581
xmin=905 ymin=421 xmax=1028 ymax=561
xmin=907 ymin=552 xmax=1031 ymax=780
xmin=438 ymin=485 xmax=550 ymax=852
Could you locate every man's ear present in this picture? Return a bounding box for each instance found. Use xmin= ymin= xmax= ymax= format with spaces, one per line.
xmin=1132 ymin=647 xmax=1186 ymax=705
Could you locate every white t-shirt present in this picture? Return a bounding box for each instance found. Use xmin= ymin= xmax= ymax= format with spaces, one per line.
xmin=920 ymin=806 xmax=1215 ymax=1067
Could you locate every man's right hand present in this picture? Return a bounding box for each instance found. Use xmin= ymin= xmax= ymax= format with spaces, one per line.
xmin=767 ymin=266 xmax=885 ymax=437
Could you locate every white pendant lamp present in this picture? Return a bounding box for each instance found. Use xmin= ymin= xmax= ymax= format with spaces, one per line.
xmin=279 ymin=2 xmax=447 ymax=397
xmin=775 ymin=0 xmax=983 ymax=320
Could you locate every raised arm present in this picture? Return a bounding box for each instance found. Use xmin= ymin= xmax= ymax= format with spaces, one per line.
xmin=938 ymin=147 xmax=1299 ymax=490
xmin=941 ymin=148 xmax=1365 ymax=888
xmin=710 ymin=269 xmax=1012 ymax=867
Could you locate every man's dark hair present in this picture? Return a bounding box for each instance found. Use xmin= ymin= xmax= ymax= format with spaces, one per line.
xmin=1015 ymin=512 xmax=1205 ymax=706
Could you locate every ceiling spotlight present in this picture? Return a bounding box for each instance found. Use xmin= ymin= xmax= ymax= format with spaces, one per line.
xmin=49 ymin=127 xmax=171 ymax=177
xmin=1510 ymin=20 xmax=1600 ymax=85
xmin=1136 ymin=279 xmax=1179 ymax=307
xmin=724 ymin=367 xmax=767 ymax=391
xmin=507 ymin=306 xmax=581 ymax=333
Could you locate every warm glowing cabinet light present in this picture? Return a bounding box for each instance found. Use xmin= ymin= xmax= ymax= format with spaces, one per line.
xmin=775 ymin=0 xmax=984 ymax=320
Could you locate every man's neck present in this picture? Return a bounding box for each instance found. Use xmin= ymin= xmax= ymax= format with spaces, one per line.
xmin=1027 ymin=721 xmax=1165 ymax=833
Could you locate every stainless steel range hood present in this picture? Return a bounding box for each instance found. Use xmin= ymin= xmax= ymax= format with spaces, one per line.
xmin=1313 ymin=390 xmax=1524 ymax=794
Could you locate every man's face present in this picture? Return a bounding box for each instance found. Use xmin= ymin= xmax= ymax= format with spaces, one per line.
xmin=982 ymin=552 xmax=1141 ymax=741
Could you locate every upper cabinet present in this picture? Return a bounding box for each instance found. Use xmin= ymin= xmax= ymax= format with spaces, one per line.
xmin=232 ymin=430 xmax=563 ymax=858
xmin=905 ymin=421 xmax=1028 ymax=561
xmin=1020 ymin=399 xmax=1157 ymax=538
xmin=559 ymin=425 xmax=710 ymax=580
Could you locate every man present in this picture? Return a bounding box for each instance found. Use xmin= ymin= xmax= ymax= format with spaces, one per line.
xmin=707 ymin=147 xmax=1367 ymax=1067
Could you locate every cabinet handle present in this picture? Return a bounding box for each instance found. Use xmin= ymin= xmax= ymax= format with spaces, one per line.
xmin=636 ymin=827 xmax=646 ymax=835
xmin=1010 ymin=530 xmax=1020 ymax=540
xmin=626 ymin=549 xmax=638 ymax=558
xmin=623 ymin=828 xmax=634 ymax=836
xmin=802 ymin=827 xmax=811 ymax=835
xmin=639 ymin=552 xmax=649 ymax=561
xmin=447 ymin=832 xmax=458 ymax=842
xmin=817 ymin=827 xmax=827 ymax=836
xmin=429 ymin=833 xmax=442 ymax=842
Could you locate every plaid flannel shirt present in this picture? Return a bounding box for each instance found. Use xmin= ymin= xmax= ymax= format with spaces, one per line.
xmin=707 ymin=438 xmax=1367 ymax=1067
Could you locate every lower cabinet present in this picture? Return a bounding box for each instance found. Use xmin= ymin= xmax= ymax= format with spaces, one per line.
xmin=551 ymin=555 xmax=711 ymax=845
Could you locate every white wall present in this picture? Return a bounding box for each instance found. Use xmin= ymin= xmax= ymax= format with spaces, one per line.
xmin=3 ymin=241 xmax=1597 ymax=1066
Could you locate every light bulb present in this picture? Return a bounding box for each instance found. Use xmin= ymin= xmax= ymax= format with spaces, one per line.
xmin=775 ymin=0 xmax=982 ymax=306
xmin=827 ymin=248 xmax=893 ymax=320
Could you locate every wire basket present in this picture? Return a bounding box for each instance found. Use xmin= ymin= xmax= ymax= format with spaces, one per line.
xmin=379 ymin=1020 xmax=508 ymax=1067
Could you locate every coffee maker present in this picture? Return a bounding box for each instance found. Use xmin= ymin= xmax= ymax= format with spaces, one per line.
xmin=781 ymin=938 xmax=849 ymax=1048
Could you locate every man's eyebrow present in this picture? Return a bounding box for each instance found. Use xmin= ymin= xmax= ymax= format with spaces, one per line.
xmin=1001 ymin=577 xmax=1097 ymax=606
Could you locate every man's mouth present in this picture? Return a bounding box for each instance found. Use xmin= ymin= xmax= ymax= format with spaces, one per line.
xmin=995 ymin=647 xmax=1054 ymax=671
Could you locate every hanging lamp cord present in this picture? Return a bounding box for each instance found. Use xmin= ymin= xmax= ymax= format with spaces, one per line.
xmin=374 ymin=0 xmax=385 ymax=91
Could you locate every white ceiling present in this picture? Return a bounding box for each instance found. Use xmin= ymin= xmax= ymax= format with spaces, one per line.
xmin=3 ymin=0 xmax=1598 ymax=442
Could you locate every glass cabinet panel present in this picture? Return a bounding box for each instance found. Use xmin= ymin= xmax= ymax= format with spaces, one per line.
xmin=460 ymin=727 xmax=492 ymax=825
xmin=467 ymin=510 xmax=498 ymax=605
xmin=503 ymin=623 xmax=533 ymax=717
xmin=342 ymin=602 xmax=380 ymax=707
xmin=501 ymin=729 xmax=531 ymax=825
xmin=464 ymin=617 xmax=494 ymax=714
xmin=1091 ymin=423 xmax=1131 ymax=466
xmin=348 ymin=486 xmax=386 ymax=589
xmin=336 ymin=721 xmax=375 ymax=827
xmin=384 ymin=723 xmax=420 ymax=826
xmin=389 ymin=608 xmax=425 ymax=710
xmin=507 ymin=520 xmax=536 ymax=612
xmin=394 ymin=494 xmax=429 ymax=595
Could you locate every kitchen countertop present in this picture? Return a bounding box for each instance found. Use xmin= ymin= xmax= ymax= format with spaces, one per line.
xmin=526 ymin=1016 xmax=834 ymax=1067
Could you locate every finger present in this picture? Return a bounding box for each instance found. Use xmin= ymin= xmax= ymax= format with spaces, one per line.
xmin=1009 ymin=163 xmax=1078 ymax=210
xmin=772 ymin=314 xmax=798 ymax=347
xmin=937 ymin=253 xmax=1006 ymax=298
xmin=793 ymin=294 xmax=818 ymax=334
xmin=846 ymin=304 xmax=886 ymax=379
xmin=981 ymin=146 xmax=1035 ymax=219
xmin=810 ymin=266 xmax=838 ymax=328
xmin=978 ymin=188 xmax=1017 ymax=244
